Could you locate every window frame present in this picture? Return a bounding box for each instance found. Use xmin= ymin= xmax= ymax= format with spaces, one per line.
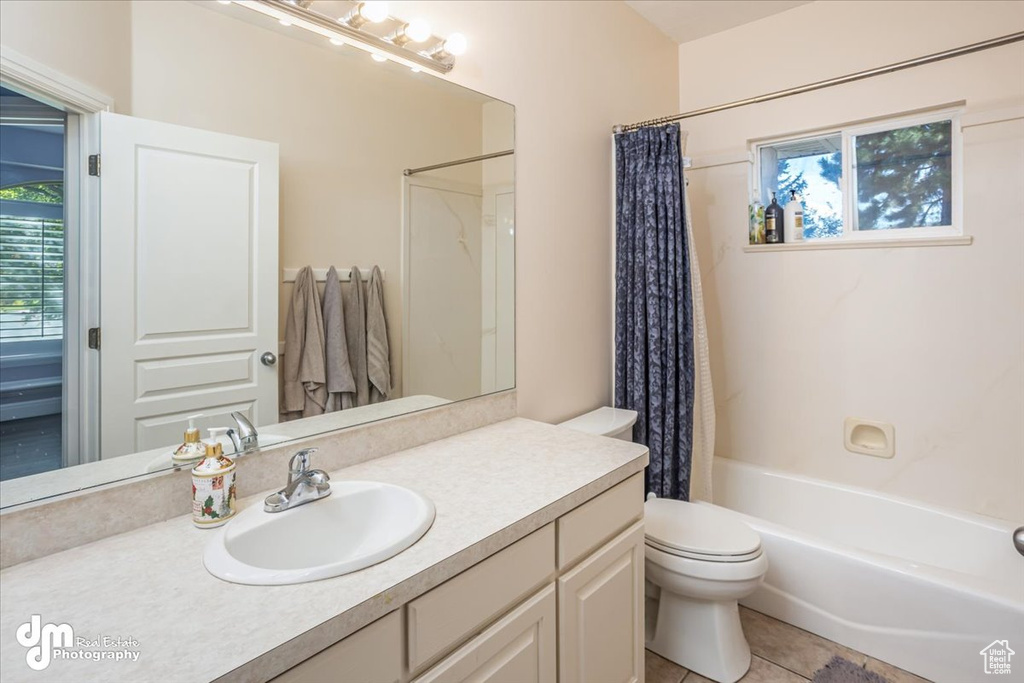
xmin=752 ymin=106 xmax=964 ymax=244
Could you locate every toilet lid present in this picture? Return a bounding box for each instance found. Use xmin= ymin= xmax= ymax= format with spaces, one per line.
xmin=644 ymin=499 xmax=761 ymax=561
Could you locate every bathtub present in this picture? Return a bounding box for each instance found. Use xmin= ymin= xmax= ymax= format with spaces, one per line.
xmin=703 ymin=457 xmax=1024 ymax=683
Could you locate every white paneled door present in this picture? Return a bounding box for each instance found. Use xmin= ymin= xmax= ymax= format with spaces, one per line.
xmin=99 ymin=112 xmax=279 ymax=458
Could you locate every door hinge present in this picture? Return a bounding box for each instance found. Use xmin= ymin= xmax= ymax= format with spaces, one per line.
xmin=88 ymin=154 xmax=100 ymax=177
xmin=88 ymin=327 xmax=101 ymax=350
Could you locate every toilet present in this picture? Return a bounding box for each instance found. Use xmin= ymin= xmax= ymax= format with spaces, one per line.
xmin=560 ymin=407 xmax=768 ymax=683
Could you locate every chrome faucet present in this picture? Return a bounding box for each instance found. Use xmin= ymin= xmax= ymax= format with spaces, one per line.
xmin=264 ymin=448 xmax=331 ymax=512
xmin=227 ymin=412 xmax=259 ymax=454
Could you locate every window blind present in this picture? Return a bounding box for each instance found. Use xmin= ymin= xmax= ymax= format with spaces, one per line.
xmin=0 ymin=215 xmax=64 ymax=340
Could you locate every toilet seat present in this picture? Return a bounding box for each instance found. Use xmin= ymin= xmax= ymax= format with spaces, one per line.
xmin=645 ymin=499 xmax=761 ymax=563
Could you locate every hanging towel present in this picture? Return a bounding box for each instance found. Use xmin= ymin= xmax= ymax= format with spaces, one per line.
xmin=341 ymin=266 xmax=369 ymax=408
xmin=322 ymin=266 xmax=355 ymax=412
xmin=366 ymin=265 xmax=391 ymax=404
xmin=283 ymin=266 xmax=328 ymax=418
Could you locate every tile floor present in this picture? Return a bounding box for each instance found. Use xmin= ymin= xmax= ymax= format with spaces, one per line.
xmin=645 ymin=607 xmax=932 ymax=683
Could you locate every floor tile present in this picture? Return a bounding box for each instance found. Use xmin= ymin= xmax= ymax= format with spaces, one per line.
xmin=865 ymin=657 xmax=932 ymax=683
xmin=739 ymin=607 xmax=868 ymax=678
xmin=646 ymin=649 xmax=689 ymax=683
xmin=683 ymin=655 xmax=808 ymax=683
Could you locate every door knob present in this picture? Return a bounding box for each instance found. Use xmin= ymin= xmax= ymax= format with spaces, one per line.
xmin=260 ymin=352 xmax=277 ymax=367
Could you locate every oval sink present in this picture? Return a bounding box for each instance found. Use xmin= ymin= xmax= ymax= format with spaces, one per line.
xmin=203 ymin=481 xmax=435 ymax=585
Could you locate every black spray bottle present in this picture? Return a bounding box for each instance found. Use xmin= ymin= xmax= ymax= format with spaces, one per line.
xmin=765 ymin=192 xmax=785 ymax=243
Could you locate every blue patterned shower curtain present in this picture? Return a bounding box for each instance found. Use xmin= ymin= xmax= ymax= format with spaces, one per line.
xmin=614 ymin=124 xmax=695 ymax=501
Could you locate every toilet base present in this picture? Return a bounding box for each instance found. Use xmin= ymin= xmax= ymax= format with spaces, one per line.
xmin=646 ymin=590 xmax=751 ymax=683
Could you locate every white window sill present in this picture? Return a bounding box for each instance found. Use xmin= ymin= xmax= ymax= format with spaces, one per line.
xmin=743 ymin=235 xmax=972 ymax=252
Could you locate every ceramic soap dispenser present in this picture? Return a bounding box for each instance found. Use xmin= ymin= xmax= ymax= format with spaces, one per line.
xmin=191 ymin=442 xmax=237 ymax=528
xmin=172 ymin=416 xmax=207 ymax=464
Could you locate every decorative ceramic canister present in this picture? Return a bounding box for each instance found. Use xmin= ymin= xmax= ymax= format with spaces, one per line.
xmin=191 ymin=442 xmax=237 ymax=528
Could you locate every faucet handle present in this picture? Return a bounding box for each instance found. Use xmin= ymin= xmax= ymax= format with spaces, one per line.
xmin=288 ymin=448 xmax=319 ymax=477
xmin=230 ymin=411 xmax=257 ymax=437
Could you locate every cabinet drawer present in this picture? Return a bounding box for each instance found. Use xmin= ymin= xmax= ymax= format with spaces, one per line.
xmin=407 ymin=523 xmax=555 ymax=674
xmin=412 ymin=584 xmax=557 ymax=683
xmin=270 ymin=610 xmax=401 ymax=683
xmin=558 ymin=520 xmax=645 ymax=683
xmin=557 ymin=473 xmax=643 ymax=569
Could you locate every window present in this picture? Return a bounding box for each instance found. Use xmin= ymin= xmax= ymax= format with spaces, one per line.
xmin=0 ymin=185 xmax=65 ymax=341
xmin=754 ymin=109 xmax=961 ymax=244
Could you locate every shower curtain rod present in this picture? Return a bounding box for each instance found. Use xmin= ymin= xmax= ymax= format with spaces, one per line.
xmin=614 ymin=31 xmax=1024 ymax=133
xmin=404 ymin=150 xmax=514 ymax=176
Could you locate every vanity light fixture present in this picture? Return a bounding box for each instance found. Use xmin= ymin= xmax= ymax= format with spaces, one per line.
xmin=387 ymin=18 xmax=432 ymax=46
xmin=238 ymin=0 xmax=459 ymax=75
xmin=340 ymin=1 xmax=388 ymax=29
xmin=426 ymin=32 xmax=468 ymax=61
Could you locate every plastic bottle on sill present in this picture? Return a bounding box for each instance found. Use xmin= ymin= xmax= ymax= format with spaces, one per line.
xmin=785 ymin=190 xmax=805 ymax=242
xmin=749 ymin=194 xmax=765 ymax=245
xmin=765 ymin=192 xmax=784 ymax=244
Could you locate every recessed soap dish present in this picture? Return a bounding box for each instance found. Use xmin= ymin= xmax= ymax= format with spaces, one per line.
xmin=844 ymin=418 xmax=895 ymax=458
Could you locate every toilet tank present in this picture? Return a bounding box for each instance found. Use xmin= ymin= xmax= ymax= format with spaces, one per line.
xmin=559 ymin=407 xmax=638 ymax=441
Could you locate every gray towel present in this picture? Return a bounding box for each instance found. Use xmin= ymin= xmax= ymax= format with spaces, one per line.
xmin=341 ymin=266 xmax=369 ymax=409
xmin=282 ymin=266 xmax=328 ymax=418
xmin=322 ymin=266 xmax=355 ymax=412
xmin=366 ymin=265 xmax=391 ymax=404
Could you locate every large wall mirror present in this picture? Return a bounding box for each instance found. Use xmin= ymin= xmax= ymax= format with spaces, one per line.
xmin=0 ymin=0 xmax=515 ymax=507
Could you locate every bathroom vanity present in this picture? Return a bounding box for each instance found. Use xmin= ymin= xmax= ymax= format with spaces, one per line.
xmin=0 ymin=418 xmax=648 ymax=682
xmin=276 ymin=472 xmax=644 ymax=683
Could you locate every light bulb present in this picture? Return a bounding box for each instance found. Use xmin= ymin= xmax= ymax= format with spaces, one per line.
xmin=329 ymin=37 xmax=344 ymax=46
xmin=404 ymin=18 xmax=431 ymax=43
xmin=371 ymin=53 xmax=387 ymax=63
xmin=411 ymin=66 xmax=421 ymax=73
xmin=359 ymin=1 xmax=389 ymax=23
xmin=443 ymin=33 xmax=468 ymax=56
xmin=279 ymin=18 xmax=292 ymax=26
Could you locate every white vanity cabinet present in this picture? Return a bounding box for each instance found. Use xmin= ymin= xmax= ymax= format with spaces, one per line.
xmin=558 ymin=522 xmax=645 ymax=683
xmin=275 ymin=473 xmax=644 ymax=683
xmin=412 ymin=584 xmax=557 ymax=683
xmin=270 ymin=610 xmax=402 ymax=683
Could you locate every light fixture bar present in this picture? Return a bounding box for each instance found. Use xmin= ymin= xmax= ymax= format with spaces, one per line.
xmin=245 ymin=0 xmax=453 ymax=74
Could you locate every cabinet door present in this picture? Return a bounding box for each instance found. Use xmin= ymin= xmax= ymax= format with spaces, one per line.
xmin=558 ymin=520 xmax=645 ymax=683
xmin=270 ymin=610 xmax=401 ymax=683
xmin=413 ymin=584 xmax=556 ymax=683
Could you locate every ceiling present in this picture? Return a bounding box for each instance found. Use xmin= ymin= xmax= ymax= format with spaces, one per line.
xmin=625 ymin=1 xmax=812 ymax=44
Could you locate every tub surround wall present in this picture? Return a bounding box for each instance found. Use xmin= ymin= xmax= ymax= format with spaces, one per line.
xmin=678 ymin=1 xmax=1024 ymax=521
xmin=0 ymin=418 xmax=648 ymax=683
xmin=0 ymin=390 xmax=516 ymax=569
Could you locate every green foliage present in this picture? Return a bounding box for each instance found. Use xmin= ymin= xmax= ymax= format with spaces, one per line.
xmin=0 ymin=182 xmax=63 ymax=205
xmin=854 ymin=121 xmax=952 ymax=229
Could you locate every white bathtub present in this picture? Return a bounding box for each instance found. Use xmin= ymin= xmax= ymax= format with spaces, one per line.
xmin=703 ymin=457 xmax=1024 ymax=683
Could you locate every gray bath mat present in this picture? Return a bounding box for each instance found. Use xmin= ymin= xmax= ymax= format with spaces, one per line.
xmin=812 ymin=656 xmax=890 ymax=683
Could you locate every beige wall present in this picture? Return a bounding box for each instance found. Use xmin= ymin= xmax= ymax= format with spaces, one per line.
xmin=677 ymin=1 xmax=1024 ymax=520
xmin=129 ymin=0 xmax=491 ymax=402
xmin=391 ymin=0 xmax=681 ymax=423
xmin=0 ymin=0 xmax=132 ymax=111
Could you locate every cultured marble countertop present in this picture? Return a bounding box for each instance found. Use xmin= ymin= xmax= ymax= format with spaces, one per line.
xmin=0 ymin=417 xmax=648 ymax=683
